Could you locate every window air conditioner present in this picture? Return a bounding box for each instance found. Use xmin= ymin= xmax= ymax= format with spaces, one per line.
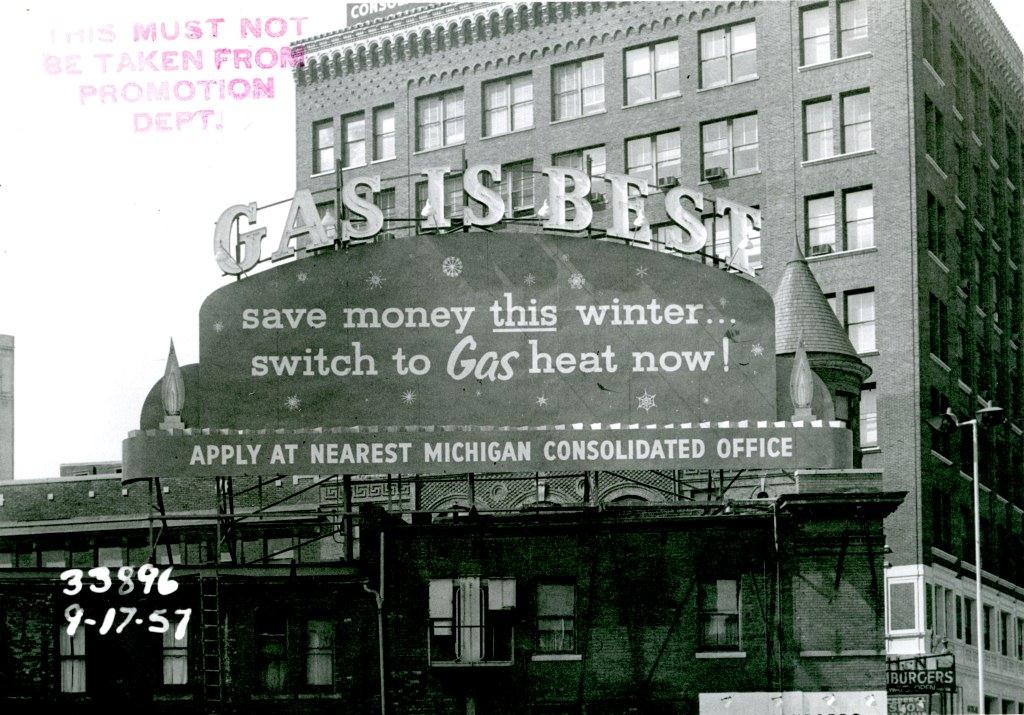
xmin=807 ymin=244 xmax=834 ymax=256
xmin=703 ymin=166 xmax=728 ymax=182
xmin=657 ymin=176 xmax=680 ymax=189
xmin=589 ymin=193 xmax=607 ymax=208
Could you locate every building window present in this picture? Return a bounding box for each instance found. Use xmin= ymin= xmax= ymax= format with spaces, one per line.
xmin=924 ymin=98 xmax=945 ymax=167
xmin=841 ymin=90 xmax=872 ymax=153
xmin=984 ymin=604 xmax=993 ymax=650
xmin=701 ymin=114 xmax=759 ymax=177
xmin=846 ymin=289 xmax=876 ymax=353
xmin=162 ymin=615 xmax=188 ymax=685
xmin=417 ymin=174 xmax=465 ymax=227
xmin=803 ymin=98 xmax=834 ymax=160
xmin=698 ymin=21 xmax=757 ymax=89
xmin=931 ymin=490 xmax=952 ymax=551
xmin=888 ymin=580 xmax=916 ymax=632
xmin=552 ymin=57 xmax=604 ymax=120
xmin=416 ymin=89 xmax=465 ymax=151
xmin=377 ymin=188 xmax=397 ymax=240
xmin=1016 ymin=617 xmax=1023 ymax=659
xmin=428 ymin=577 xmax=515 ymax=665
xmin=306 ymin=619 xmax=335 ymax=686
xmin=42 ymin=548 xmax=67 ymax=568
xmin=838 ymin=0 xmax=868 ymax=56
xmin=316 ymin=201 xmax=336 ymax=241
xmin=626 ymin=130 xmax=681 ymax=186
xmin=312 ymin=119 xmax=334 ymax=174
xmin=801 ymin=5 xmax=831 ymax=65
xmin=257 ymin=611 xmax=287 ymax=691
xmin=536 ymin=584 xmax=576 ymax=654
xmin=98 ymin=546 xmax=124 ymax=567
xmin=699 ymin=209 xmax=761 ymax=269
xmin=1000 ymin=611 xmax=1010 ymax=656
xmin=341 ymin=112 xmax=366 ymax=168
xmin=698 ymin=577 xmax=740 ymax=650
xmin=844 ymin=187 xmax=874 ymax=250
xmin=373 ymin=105 xmax=395 ymax=161
xmin=485 ymin=161 xmax=536 ymax=216
xmin=483 ymin=74 xmax=533 ymax=137
xmin=806 ymin=194 xmax=836 ymax=254
xmin=859 ymin=383 xmax=877 ymax=447
xmin=928 ymin=294 xmax=949 ymax=363
xmin=624 ymin=39 xmax=679 ymax=105
xmin=926 ymin=192 xmax=945 ymax=260
xmin=922 ymin=4 xmax=942 ymax=74
xmin=552 ymin=145 xmax=606 ymax=183
xmin=59 ymin=626 xmax=86 ymax=693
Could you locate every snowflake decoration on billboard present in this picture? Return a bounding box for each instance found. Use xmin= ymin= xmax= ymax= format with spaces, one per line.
xmin=718 ymin=297 xmax=728 ymax=307
xmin=285 ymin=395 xmax=302 ymax=411
xmin=297 ymin=272 xmax=308 ymax=283
xmin=635 ymin=265 xmax=649 ymax=278
xmin=568 ymin=272 xmax=586 ymax=290
xmin=213 ymin=322 xmax=224 ymax=333
xmin=523 ymin=273 xmax=536 ymax=286
xmin=636 ymin=389 xmax=656 ymax=412
xmin=402 ymin=390 xmax=416 ymax=404
xmin=441 ymin=256 xmax=463 ymax=278
xmin=366 ymin=271 xmax=385 ymax=289
xmin=536 ymin=394 xmax=548 ymax=407
xmin=751 ymin=343 xmax=765 ymax=357
xmin=702 ymin=396 xmax=711 ymax=405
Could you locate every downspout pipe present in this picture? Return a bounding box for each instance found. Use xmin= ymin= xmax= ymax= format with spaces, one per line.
xmin=362 ymin=529 xmax=386 ymax=715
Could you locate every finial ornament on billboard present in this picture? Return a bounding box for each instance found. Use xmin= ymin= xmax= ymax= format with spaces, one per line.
xmin=213 ymin=165 xmax=761 ymax=276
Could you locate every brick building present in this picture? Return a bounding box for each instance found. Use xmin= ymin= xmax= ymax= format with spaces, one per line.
xmin=291 ymin=0 xmax=1024 ymax=710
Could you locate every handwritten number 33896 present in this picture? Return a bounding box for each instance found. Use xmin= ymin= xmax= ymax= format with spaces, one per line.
xmin=59 ymin=564 xmax=179 ymax=596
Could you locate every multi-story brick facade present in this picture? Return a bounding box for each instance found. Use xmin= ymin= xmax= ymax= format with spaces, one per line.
xmin=292 ymin=1 xmax=1024 ymax=710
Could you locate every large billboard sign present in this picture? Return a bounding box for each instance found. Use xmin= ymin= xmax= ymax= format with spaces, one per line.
xmin=194 ymin=233 xmax=776 ymax=430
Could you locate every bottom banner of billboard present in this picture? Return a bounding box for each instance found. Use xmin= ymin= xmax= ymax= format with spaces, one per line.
xmin=700 ymin=691 xmax=886 ymax=715
xmin=123 ymin=421 xmax=852 ymax=479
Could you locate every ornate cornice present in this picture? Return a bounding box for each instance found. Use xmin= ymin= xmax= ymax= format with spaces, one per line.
xmin=292 ymin=1 xmax=756 ymax=86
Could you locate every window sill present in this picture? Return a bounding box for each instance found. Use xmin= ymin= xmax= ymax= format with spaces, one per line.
xmin=696 ymin=169 xmax=761 ymax=186
xmin=970 ymin=131 xmax=982 ymax=148
xmin=800 ymin=649 xmax=885 ymax=658
xmin=955 ymin=286 xmax=967 ymax=300
xmin=1006 ymin=177 xmax=1017 ymax=192
xmin=957 ymin=380 xmax=972 ymax=395
xmin=861 ymin=445 xmax=880 ymax=453
xmin=531 ymin=653 xmax=582 ymax=662
xmin=989 ymin=156 xmax=1000 ymax=171
xmin=801 ymin=148 xmax=875 ymax=167
xmin=621 ymin=91 xmax=681 ymax=110
xmin=550 ymin=109 xmax=607 ymax=126
xmin=924 ymin=153 xmax=948 ymax=181
xmin=951 ymin=105 xmax=964 ymax=123
xmin=413 ymin=140 xmax=467 ymax=157
xmin=695 ymin=651 xmax=746 ymax=659
xmin=927 ymin=251 xmax=949 ymax=273
xmin=797 ymin=52 xmax=872 ymax=72
xmin=954 ymin=196 xmax=966 ymax=211
xmin=972 ymin=218 xmax=985 ymax=233
xmin=310 ymin=170 xmax=334 ymax=179
xmin=858 ymin=350 xmax=880 ymax=358
xmin=696 ymin=75 xmax=759 ymax=93
xmin=480 ymin=126 xmax=535 ymax=143
xmin=371 ymin=156 xmax=397 ymax=166
xmin=930 ymin=450 xmax=953 ymax=466
xmin=929 ymin=353 xmax=951 ymax=372
xmin=805 ymin=246 xmax=877 ymax=263
xmin=921 ymin=58 xmax=945 ymax=87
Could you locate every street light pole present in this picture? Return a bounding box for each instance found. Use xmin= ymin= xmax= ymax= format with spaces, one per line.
xmin=967 ymin=417 xmax=984 ymax=715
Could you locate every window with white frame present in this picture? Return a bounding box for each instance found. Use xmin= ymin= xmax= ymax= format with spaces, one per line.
xmin=552 ymin=145 xmax=606 ymax=184
xmin=887 ymin=579 xmax=917 ymax=633
xmin=839 ymin=0 xmax=869 ymax=56
xmin=341 ymin=112 xmax=366 ymax=168
xmin=846 ymin=289 xmax=876 ymax=353
xmin=701 ymin=208 xmax=762 ymax=269
xmin=483 ymin=74 xmax=533 ymax=137
xmin=373 ymin=105 xmax=395 ymax=161
xmin=536 ymin=584 xmax=576 ymax=654
xmin=162 ymin=615 xmax=188 ymax=685
xmin=552 ymin=58 xmax=604 ymax=120
xmin=701 ymin=114 xmax=759 ymax=177
xmin=841 ymin=90 xmax=872 ymax=153
xmin=806 ymin=194 xmax=836 ymax=254
xmin=803 ymin=98 xmax=834 ymax=160
xmin=60 ymin=626 xmax=86 ymax=692
xmin=801 ymin=4 xmax=831 ymax=65
xmin=312 ymin=119 xmax=334 ymax=174
xmin=859 ymin=383 xmax=877 ymax=447
xmin=416 ymin=89 xmax=465 ymax=151
xmin=698 ymin=577 xmax=740 ymax=650
xmin=417 ymin=174 xmax=465 ymax=226
xmin=376 ymin=188 xmax=397 ymax=240
xmin=698 ymin=21 xmax=757 ymax=89
xmin=484 ymin=161 xmax=536 ymax=216
xmin=626 ymin=130 xmax=681 ymax=186
xmin=306 ymin=619 xmax=335 ymax=686
xmin=428 ymin=577 xmax=516 ymax=664
xmin=624 ymin=39 xmax=679 ymax=105
xmin=844 ymin=187 xmax=874 ymax=250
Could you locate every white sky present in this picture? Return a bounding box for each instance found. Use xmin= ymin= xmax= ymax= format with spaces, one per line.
xmin=0 ymin=1 xmax=1022 ymax=479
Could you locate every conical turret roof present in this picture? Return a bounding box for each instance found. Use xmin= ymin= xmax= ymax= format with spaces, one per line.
xmin=774 ymin=240 xmax=860 ymax=357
